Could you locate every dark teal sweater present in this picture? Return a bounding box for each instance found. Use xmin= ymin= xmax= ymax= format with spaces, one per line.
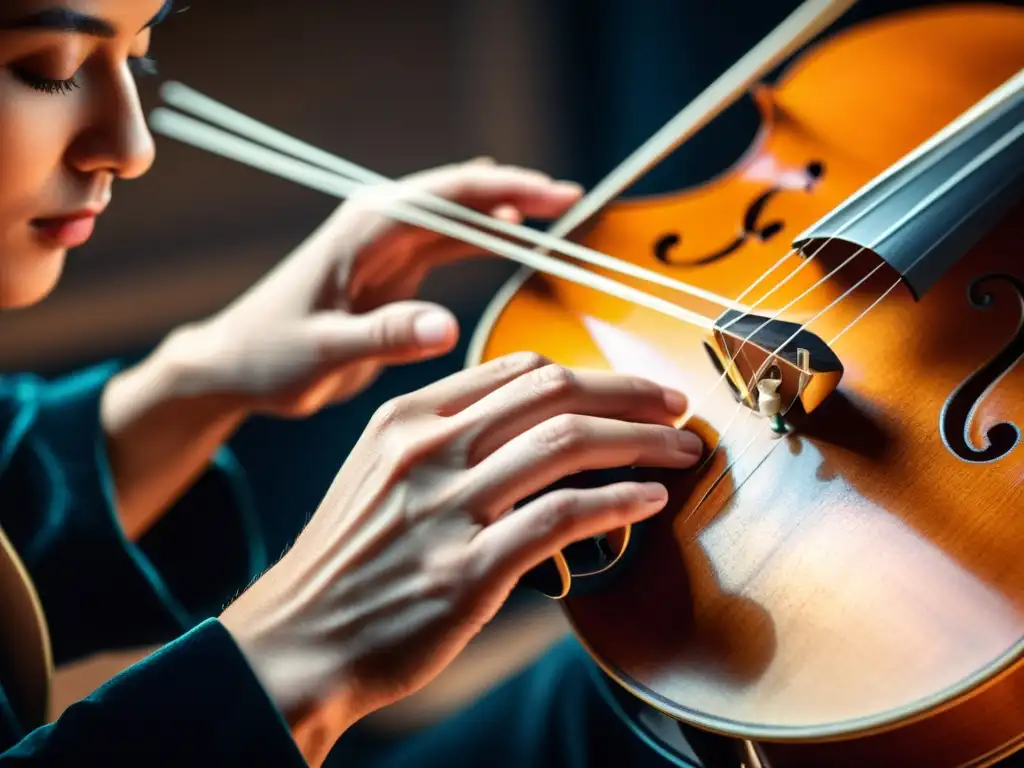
xmin=0 ymin=362 xmax=306 ymax=764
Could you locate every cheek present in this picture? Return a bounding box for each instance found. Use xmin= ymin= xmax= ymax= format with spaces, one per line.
xmin=0 ymin=81 xmax=78 ymax=308
xmin=0 ymin=80 xmax=76 ymax=219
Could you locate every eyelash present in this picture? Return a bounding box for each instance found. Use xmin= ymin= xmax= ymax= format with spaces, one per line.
xmin=14 ymin=55 xmax=159 ymax=95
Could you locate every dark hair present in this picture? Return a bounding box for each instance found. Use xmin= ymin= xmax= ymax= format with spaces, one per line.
xmin=149 ymin=1 xmax=176 ymax=28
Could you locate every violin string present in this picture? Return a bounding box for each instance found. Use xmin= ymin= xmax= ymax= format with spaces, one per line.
xmin=678 ymin=113 xmax=1020 ymax=529
xmin=158 ymin=82 xmax=752 ymax=315
xmin=678 ymin=282 xmax=909 ymax=539
xmin=152 ymin=103 xmax=865 ymax=359
xmin=827 ymin=279 xmax=903 ymax=346
xmin=676 ymin=270 xmax=892 ymax=534
xmin=676 ymin=415 xmax=768 ymax=533
xmin=743 ymin=116 xmax=1022 ymax=396
xmin=148 ymin=107 xmax=718 ymax=333
xmin=674 ymin=83 xmax=1017 ymax=435
xmin=671 ymin=110 xmax=1022 ymax=532
xmin=680 ymin=68 xmax=1023 ymax=424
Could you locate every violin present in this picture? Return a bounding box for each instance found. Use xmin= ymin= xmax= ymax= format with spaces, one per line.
xmin=465 ymin=3 xmax=1024 ymax=766
xmin=149 ymin=3 xmax=1022 ymax=763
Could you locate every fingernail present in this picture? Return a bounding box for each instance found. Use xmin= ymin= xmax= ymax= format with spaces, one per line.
xmin=663 ymin=388 xmax=688 ymax=413
xmin=556 ymin=180 xmax=584 ymax=194
xmin=676 ymin=430 xmax=703 ymax=456
xmin=639 ymin=483 xmax=667 ymax=502
xmin=414 ymin=312 xmax=453 ymax=345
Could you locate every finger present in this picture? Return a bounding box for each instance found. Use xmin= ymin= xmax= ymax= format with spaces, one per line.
xmin=415 ymin=163 xmax=585 ymax=220
xmin=490 ymin=204 xmax=523 ymax=224
xmin=413 ymin=203 xmax=526 ymax=268
xmin=451 ymin=365 xmax=688 ymax=463
xmin=471 ymin=482 xmax=668 ymax=589
xmin=308 ymin=301 xmax=458 ymax=366
xmin=461 ymin=415 xmax=702 ymax=521
xmin=407 ymin=351 xmax=552 ymax=416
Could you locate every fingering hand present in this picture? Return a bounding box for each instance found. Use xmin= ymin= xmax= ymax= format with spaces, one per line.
xmin=220 ymin=353 xmax=702 ymax=729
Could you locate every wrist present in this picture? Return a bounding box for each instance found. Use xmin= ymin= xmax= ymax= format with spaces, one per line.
xmin=99 ymin=326 xmax=252 ymax=540
xmin=103 ymin=326 xmax=249 ymax=435
xmin=151 ymin=322 xmax=256 ymax=412
xmin=219 ymin=568 xmax=362 ymax=732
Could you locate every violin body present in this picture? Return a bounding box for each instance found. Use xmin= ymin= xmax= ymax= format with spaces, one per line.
xmin=467 ymin=5 xmax=1024 ymax=766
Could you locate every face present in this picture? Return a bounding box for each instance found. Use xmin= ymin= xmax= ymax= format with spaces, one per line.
xmin=0 ymin=0 xmax=168 ymax=308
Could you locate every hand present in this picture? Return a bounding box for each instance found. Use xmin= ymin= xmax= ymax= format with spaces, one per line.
xmin=173 ymin=158 xmax=584 ymax=417
xmin=219 ymin=354 xmax=702 ymax=731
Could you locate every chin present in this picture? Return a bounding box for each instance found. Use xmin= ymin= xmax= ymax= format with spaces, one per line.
xmin=0 ymin=248 xmax=67 ymax=309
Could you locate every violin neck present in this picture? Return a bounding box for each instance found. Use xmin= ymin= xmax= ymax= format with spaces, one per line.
xmin=794 ymin=74 xmax=1024 ymax=301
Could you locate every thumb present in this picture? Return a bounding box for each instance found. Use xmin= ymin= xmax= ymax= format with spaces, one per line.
xmin=309 ymin=301 xmax=459 ymax=365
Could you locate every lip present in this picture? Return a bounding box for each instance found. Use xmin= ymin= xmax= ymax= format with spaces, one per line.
xmin=31 ymin=204 xmax=106 ymax=249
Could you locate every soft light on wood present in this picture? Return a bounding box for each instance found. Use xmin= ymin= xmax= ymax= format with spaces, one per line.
xmin=469 ymin=5 xmax=1024 ymax=766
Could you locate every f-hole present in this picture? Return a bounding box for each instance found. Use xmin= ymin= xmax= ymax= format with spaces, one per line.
xmin=654 ymin=160 xmax=825 ymax=267
xmin=940 ymin=273 xmax=1023 ymax=464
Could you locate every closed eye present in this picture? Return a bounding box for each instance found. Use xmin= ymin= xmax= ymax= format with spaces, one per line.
xmin=12 ymin=55 xmax=159 ymax=95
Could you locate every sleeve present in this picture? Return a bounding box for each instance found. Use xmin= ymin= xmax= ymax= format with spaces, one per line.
xmin=0 ymin=618 xmax=307 ymax=765
xmin=0 ymin=362 xmax=271 ymax=666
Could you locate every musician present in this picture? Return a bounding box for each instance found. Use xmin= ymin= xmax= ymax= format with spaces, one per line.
xmin=0 ymin=0 xmax=705 ymax=763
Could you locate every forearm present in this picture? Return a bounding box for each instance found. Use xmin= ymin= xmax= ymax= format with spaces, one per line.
xmin=99 ymin=326 xmax=249 ymax=541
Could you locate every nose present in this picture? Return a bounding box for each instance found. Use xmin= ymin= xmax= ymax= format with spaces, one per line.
xmin=66 ymin=66 xmax=156 ymax=181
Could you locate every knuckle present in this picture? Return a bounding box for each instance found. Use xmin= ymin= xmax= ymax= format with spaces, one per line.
xmin=658 ymin=425 xmax=682 ymax=453
xmin=627 ymin=375 xmax=662 ymax=400
xmin=373 ymin=316 xmax=408 ymax=350
xmin=371 ymin=397 xmax=411 ymax=432
xmin=535 ymin=413 xmax=588 ymax=453
xmin=529 ymin=364 xmax=577 ymax=399
xmin=607 ymin=485 xmax=640 ymax=512
xmin=538 ymin=491 xmax=582 ymax=536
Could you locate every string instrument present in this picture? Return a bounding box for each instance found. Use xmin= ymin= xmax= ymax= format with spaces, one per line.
xmin=463 ymin=3 xmax=1024 ymax=766
xmin=149 ymin=2 xmax=1023 ymax=764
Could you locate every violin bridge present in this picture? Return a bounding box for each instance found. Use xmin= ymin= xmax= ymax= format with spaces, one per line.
xmin=703 ymin=310 xmax=844 ymax=421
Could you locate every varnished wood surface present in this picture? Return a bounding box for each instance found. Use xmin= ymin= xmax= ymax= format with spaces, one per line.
xmin=469 ymin=5 xmax=1024 ymax=765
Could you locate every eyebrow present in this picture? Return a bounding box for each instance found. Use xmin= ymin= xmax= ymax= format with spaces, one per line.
xmin=0 ymin=9 xmax=115 ymax=37
xmin=0 ymin=2 xmax=173 ymax=38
